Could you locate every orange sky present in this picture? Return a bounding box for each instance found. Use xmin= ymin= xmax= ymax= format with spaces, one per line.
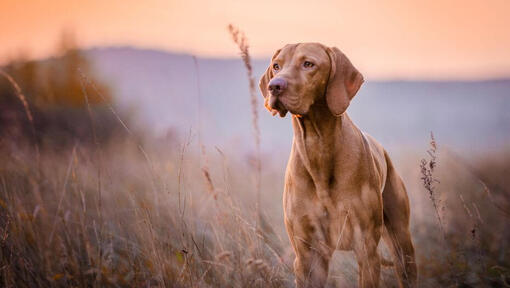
xmin=1 ymin=0 xmax=510 ymax=79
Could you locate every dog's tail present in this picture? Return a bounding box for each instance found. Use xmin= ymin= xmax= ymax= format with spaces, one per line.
xmin=381 ymin=151 xmax=418 ymax=287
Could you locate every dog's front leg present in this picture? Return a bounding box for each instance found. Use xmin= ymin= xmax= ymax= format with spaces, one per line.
xmin=354 ymin=230 xmax=382 ymax=288
xmin=293 ymin=239 xmax=331 ymax=288
xmin=287 ymin=213 xmax=333 ymax=288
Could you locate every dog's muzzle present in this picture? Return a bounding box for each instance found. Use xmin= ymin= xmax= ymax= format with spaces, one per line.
xmin=267 ymin=77 xmax=289 ymax=117
xmin=267 ymin=94 xmax=288 ymax=117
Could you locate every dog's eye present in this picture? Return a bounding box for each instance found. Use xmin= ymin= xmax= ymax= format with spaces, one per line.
xmin=303 ymin=61 xmax=314 ymax=68
xmin=273 ymin=63 xmax=280 ymax=71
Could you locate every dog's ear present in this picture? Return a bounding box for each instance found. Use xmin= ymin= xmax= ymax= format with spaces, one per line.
xmin=259 ymin=48 xmax=281 ymax=99
xmin=325 ymin=47 xmax=364 ymax=117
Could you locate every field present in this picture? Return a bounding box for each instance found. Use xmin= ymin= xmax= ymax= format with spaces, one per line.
xmin=1 ymin=116 xmax=510 ymax=287
xmin=1 ymin=32 xmax=509 ymax=288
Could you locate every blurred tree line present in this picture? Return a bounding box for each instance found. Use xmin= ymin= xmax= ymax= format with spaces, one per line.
xmin=0 ymin=32 xmax=135 ymax=149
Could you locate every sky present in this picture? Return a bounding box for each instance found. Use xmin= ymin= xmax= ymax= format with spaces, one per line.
xmin=1 ymin=0 xmax=510 ymax=79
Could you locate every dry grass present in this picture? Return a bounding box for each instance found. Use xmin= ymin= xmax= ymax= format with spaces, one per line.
xmin=0 ymin=130 xmax=293 ymax=288
xmin=0 ymin=68 xmax=294 ymax=287
xmin=414 ymin=137 xmax=510 ymax=287
xmin=5 ymin=131 xmax=510 ymax=287
xmin=1 ymin=39 xmax=510 ymax=288
xmin=0 ymin=70 xmax=40 ymax=167
xmin=227 ymin=24 xmax=262 ymax=213
xmin=420 ymin=132 xmax=447 ymax=245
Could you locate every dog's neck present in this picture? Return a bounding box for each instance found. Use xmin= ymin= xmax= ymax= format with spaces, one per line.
xmin=290 ymin=98 xmax=348 ymax=194
xmin=291 ymin=99 xmax=343 ymax=142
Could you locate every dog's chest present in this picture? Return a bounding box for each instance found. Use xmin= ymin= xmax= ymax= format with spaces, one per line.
xmin=305 ymin=136 xmax=333 ymax=172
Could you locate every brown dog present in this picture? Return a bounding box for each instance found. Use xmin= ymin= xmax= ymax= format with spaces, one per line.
xmin=259 ymin=43 xmax=417 ymax=288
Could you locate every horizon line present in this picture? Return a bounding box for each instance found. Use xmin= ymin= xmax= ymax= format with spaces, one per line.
xmin=3 ymin=44 xmax=510 ymax=82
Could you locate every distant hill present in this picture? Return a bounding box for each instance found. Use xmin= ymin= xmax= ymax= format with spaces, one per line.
xmin=86 ymin=47 xmax=510 ymax=156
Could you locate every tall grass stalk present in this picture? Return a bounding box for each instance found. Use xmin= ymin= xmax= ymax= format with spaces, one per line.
xmin=79 ymin=70 xmax=105 ymax=285
xmin=0 ymin=70 xmax=40 ymax=171
xmin=420 ymin=132 xmax=446 ymax=240
xmin=227 ymin=24 xmax=262 ymax=214
xmin=192 ymin=55 xmax=217 ymax=201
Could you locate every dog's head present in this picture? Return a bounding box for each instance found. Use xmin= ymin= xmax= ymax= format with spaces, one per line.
xmin=259 ymin=43 xmax=364 ymax=117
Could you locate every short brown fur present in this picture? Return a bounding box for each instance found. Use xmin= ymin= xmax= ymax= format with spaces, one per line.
xmin=259 ymin=43 xmax=417 ymax=288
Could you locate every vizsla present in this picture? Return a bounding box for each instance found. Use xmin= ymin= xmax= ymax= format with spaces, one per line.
xmin=259 ymin=43 xmax=417 ymax=288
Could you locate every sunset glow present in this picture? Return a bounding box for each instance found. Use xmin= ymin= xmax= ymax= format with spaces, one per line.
xmin=1 ymin=0 xmax=510 ymax=79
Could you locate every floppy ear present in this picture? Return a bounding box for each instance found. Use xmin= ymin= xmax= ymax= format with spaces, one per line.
xmin=259 ymin=48 xmax=281 ymax=99
xmin=325 ymin=47 xmax=364 ymax=116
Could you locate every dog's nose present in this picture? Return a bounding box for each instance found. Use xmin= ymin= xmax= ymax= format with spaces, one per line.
xmin=268 ymin=78 xmax=287 ymax=96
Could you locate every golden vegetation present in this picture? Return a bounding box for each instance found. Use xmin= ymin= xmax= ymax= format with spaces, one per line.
xmin=0 ymin=31 xmax=509 ymax=288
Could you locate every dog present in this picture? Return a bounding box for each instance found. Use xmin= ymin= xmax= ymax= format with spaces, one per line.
xmin=259 ymin=43 xmax=417 ymax=288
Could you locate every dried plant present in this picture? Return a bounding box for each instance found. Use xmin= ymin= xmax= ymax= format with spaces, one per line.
xmin=420 ymin=132 xmax=445 ymax=239
xmin=0 ymin=69 xmax=291 ymax=288
xmin=0 ymin=69 xmax=40 ymax=166
xmin=192 ymin=55 xmax=217 ymax=201
xmin=0 ymin=70 xmax=34 ymax=126
xmin=227 ymin=24 xmax=262 ymax=211
xmin=201 ymin=146 xmax=217 ymax=200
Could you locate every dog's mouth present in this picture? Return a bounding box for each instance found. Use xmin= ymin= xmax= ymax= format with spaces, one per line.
xmin=266 ymin=95 xmax=288 ymax=117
